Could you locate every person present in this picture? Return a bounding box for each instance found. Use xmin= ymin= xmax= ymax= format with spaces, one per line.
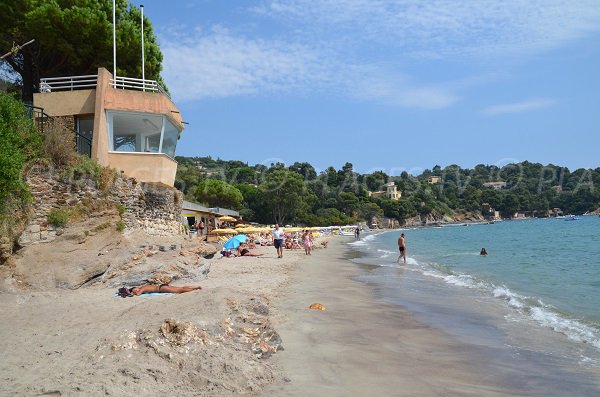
xmin=397 ymin=233 xmax=406 ymax=264
xmin=480 ymin=248 xmax=488 ymax=256
xmin=355 ymin=227 xmax=360 ymax=240
xmin=302 ymin=230 xmax=313 ymax=255
xmin=237 ymin=243 xmax=264 ymax=257
xmin=196 ymin=219 xmax=205 ymax=237
xmin=272 ymin=223 xmax=285 ymax=258
xmin=129 ymin=284 xmax=201 ymax=295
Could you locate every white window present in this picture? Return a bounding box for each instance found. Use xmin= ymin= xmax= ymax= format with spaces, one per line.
xmin=106 ymin=111 xmax=181 ymax=158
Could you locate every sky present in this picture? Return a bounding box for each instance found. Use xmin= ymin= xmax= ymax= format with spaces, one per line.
xmin=131 ymin=0 xmax=600 ymax=175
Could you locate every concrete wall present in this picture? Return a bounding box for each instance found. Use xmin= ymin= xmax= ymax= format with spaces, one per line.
xmin=107 ymin=152 xmax=177 ymax=186
xmin=33 ymin=89 xmax=96 ymax=116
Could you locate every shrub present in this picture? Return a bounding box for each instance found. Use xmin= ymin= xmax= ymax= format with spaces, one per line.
xmin=116 ymin=220 xmax=125 ymax=233
xmin=115 ymin=203 xmax=126 ymax=216
xmin=47 ymin=207 xmax=70 ymax=228
xmin=0 ymin=92 xmax=43 ymax=213
xmin=43 ymin=118 xmax=77 ymax=168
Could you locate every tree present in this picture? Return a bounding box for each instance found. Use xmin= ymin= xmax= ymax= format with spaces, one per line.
xmin=1 ymin=0 xmax=165 ymax=102
xmin=358 ymin=202 xmax=383 ymax=222
xmin=288 ymin=162 xmax=317 ymax=180
xmin=193 ymin=179 xmax=243 ymax=209
xmin=257 ymin=170 xmax=312 ymax=225
xmin=0 ymin=92 xmax=43 ymax=211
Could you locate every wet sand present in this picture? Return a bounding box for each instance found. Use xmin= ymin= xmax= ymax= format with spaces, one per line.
xmin=264 ymin=238 xmax=574 ymax=397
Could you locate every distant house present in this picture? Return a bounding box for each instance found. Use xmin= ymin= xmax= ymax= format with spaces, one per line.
xmin=428 ymin=176 xmax=442 ymax=184
xmin=33 ymin=67 xmax=184 ymax=186
xmin=481 ymin=203 xmax=501 ymax=220
xmin=549 ymin=207 xmax=563 ymax=217
xmin=483 ymin=181 xmax=507 ymax=190
xmin=368 ymin=182 xmax=402 ymax=201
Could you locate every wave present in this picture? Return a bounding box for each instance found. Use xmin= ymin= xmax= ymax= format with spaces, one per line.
xmin=414 ymin=259 xmax=600 ymax=350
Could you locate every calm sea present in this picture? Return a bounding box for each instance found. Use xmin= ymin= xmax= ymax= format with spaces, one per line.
xmin=346 ymin=216 xmax=600 ymax=394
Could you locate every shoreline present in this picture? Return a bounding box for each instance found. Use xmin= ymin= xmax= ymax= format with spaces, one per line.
xmin=264 ymin=237 xmax=521 ymax=396
xmin=264 ymin=235 xmax=600 ymax=396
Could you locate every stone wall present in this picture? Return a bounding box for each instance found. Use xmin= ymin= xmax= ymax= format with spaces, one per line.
xmin=18 ymin=163 xmax=184 ymax=246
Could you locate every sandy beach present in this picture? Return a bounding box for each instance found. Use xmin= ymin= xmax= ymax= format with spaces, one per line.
xmin=2 ymin=232 xmax=597 ymax=396
xmin=0 ymin=236 xmax=301 ymax=396
xmin=264 ymin=238 xmax=519 ymax=397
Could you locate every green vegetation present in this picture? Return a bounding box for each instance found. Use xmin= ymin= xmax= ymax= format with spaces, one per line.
xmin=116 ymin=220 xmax=125 ymax=233
xmin=115 ymin=203 xmax=126 ymax=216
xmin=1 ymin=0 xmax=166 ymax=102
xmin=0 ymin=92 xmax=43 ymax=242
xmin=176 ymin=156 xmax=600 ymax=225
xmin=0 ymin=92 xmax=42 ymax=210
xmin=47 ymin=207 xmax=70 ymax=228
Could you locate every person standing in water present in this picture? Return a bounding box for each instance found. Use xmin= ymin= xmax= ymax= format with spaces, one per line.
xmin=397 ymin=233 xmax=407 ymax=264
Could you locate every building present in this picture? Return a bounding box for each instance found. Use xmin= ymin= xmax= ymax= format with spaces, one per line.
xmin=427 ymin=176 xmax=442 ymax=184
xmin=33 ymin=68 xmax=184 ymax=186
xmin=368 ymin=182 xmax=402 ymax=200
xmin=481 ymin=203 xmax=501 ymax=220
xmin=482 ymin=181 xmax=507 ymax=190
xmin=181 ymin=201 xmax=240 ymax=236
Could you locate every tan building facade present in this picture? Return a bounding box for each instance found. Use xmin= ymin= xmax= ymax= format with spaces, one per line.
xmin=368 ymin=182 xmax=402 ymax=200
xmin=34 ymin=68 xmax=184 ymax=186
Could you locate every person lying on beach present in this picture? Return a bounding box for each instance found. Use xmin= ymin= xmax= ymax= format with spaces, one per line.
xmin=129 ymin=284 xmax=202 ymax=295
xmin=236 ymin=244 xmax=264 ymax=257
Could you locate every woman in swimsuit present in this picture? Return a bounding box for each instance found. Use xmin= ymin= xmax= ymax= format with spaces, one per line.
xmin=130 ymin=284 xmax=202 ymax=295
xmin=236 ymin=244 xmax=264 ymax=257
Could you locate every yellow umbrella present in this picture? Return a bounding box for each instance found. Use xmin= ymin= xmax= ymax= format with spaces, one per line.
xmin=218 ymin=215 xmax=237 ymax=222
xmin=235 ymin=223 xmax=251 ymax=228
xmin=212 ymin=228 xmax=238 ymax=234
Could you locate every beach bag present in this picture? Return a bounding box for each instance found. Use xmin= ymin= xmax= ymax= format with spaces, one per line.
xmin=117 ymin=286 xmax=133 ymax=298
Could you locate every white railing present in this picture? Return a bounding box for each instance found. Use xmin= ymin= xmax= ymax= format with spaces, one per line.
xmin=38 ymin=74 xmax=170 ymax=99
xmin=111 ymin=76 xmax=170 ymax=98
xmin=39 ymin=75 xmax=98 ymax=92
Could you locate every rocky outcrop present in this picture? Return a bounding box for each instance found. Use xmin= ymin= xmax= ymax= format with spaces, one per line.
xmin=18 ymin=163 xmax=184 ymax=249
xmin=372 ymin=210 xmax=485 ymax=229
xmin=1 ymin=224 xmax=217 ymax=291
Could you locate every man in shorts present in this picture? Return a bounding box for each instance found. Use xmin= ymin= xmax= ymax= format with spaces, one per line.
xmin=397 ymin=233 xmax=406 ymax=264
xmin=272 ymin=223 xmax=285 ymax=258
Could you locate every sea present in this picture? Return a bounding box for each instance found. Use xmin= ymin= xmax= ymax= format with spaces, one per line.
xmin=346 ymin=215 xmax=600 ymax=394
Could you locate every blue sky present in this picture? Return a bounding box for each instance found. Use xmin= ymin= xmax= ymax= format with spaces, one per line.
xmin=133 ymin=0 xmax=600 ymax=175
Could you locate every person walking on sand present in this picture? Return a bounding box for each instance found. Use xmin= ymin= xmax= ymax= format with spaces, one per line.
xmin=272 ymin=223 xmax=285 ymax=258
xmin=397 ymin=233 xmax=407 ymax=264
xmin=302 ymin=229 xmax=313 ymax=255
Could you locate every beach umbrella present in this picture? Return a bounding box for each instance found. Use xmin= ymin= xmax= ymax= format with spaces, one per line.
xmin=223 ymin=234 xmax=248 ymax=249
xmin=212 ymin=228 xmax=238 ymax=234
xmin=232 ymin=234 xmax=248 ymax=243
xmin=218 ymin=215 xmax=237 ymax=222
xmin=235 ymin=223 xmax=251 ymax=228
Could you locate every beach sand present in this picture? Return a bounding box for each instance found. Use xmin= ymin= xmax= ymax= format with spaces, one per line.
xmin=264 ymin=238 xmax=519 ymax=397
xmin=0 ymin=241 xmax=300 ymax=396
xmin=1 ymin=234 xmax=589 ymax=396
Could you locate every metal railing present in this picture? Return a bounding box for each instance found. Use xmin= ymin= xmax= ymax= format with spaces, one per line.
xmin=110 ymin=76 xmax=170 ymax=98
xmin=24 ymin=104 xmax=92 ymax=158
xmin=24 ymin=104 xmax=48 ymax=133
xmin=38 ymin=74 xmax=170 ymax=99
xmin=39 ymin=75 xmax=98 ymax=91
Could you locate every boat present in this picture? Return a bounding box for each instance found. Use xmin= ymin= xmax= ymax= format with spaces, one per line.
xmin=564 ymin=216 xmax=580 ymax=221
